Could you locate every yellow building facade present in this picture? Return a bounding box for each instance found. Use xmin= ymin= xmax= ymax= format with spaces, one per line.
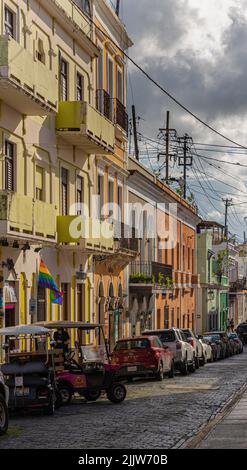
xmin=0 ymin=0 xmax=134 ymax=356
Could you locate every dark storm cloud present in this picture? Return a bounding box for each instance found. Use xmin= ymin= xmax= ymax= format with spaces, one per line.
xmin=122 ymin=1 xmax=247 ymax=137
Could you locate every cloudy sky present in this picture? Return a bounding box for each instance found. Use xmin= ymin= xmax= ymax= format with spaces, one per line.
xmin=117 ymin=0 xmax=247 ymax=238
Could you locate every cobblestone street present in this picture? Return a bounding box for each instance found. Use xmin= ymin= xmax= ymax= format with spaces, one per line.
xmin=1 ymin=349 xmax=247 ymax=449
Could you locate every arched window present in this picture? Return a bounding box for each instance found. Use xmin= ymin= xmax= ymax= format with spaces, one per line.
xmin=109 ymin=282 xmax=114 ymax=299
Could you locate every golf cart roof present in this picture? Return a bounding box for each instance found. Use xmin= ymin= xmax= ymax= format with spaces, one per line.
xmin=34 ymin=321 xmax=103 ymax=330
xmin=0 ymin=325 xmax=51 ymax=337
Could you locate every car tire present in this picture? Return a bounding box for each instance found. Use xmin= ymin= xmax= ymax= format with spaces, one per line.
xmin=195 ymin=356 xmax=200 ymax=369
xmin=106 ymin=383 xmax=126 ymax=404
xmin=155 ymin=361 xmax=164 ymax=381
xmin=58 ymin=384 xmax=73 ymax=406
xmin=168 ymin=361 xmax=174 ymax=379
xmin=180 ymin=360 xmax=188 ymax=376
xmin=189 ymin=357 xmax=196 ymax=373
xmin=83 ymin=390 xmax=101 ymax=402
xmin=0 ymin=394 xmax=8 ymax=436
xmin=44 ymin=395 xmax=55 ymax=416
xmin=200 ymin=354 xmax=206 ymax=366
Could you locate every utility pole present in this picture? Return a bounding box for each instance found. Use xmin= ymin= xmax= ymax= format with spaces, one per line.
xmin=132 ymin=105 xmax=139 ymax=161
xmin=157 ymin=111 xmax=177 ymax=183
xmin=223 ymin=198 xmax=233 ymax=240
xmin=165 ymin=111 xmax=170 ymax=182
xmin=222 ymin=198 xmax=233 ymax=280
xmin=177 ymin=134 xmax=193 ymax=199
xmin=116 ymin=0 xmax=120 ymax=16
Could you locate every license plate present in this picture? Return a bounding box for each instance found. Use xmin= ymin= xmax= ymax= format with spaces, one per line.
xmin=15 ymin=376 xmax=23 ymax=387
xmin=127 ymin=366 xmax=137 ymax=372
xmin=15 ymin=387 xmax=30 ymax=397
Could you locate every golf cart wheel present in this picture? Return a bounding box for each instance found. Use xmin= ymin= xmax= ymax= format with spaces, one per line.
xmin=83 ymin=390 xmax=101 ymax=402
xmin=107 ymin=383 xmax=126 ymax=404
xmin=0 ymin=394 xmax=8 ymax=436
xmin=58 ymin=384 xmax=73 ymax=406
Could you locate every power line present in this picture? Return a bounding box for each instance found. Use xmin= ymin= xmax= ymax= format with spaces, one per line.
xmin=87 ymin=11 xmax=247 ymax=149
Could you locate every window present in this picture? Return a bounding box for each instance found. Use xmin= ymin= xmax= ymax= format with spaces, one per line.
xmin=37 ymin=286 xmax=46 ymax=322
xmin=61 ymin=168 xmax=69 ymax=216
xmin=83 ymin=0 xmax=91 ymax=17
xmin=37 ymin=39 xmax=45 ymax=65
xmin=117 ymin=185 xmax=123 ymax=223
xmin=97 ymin=48 xmax=104 ymax=91
xmin=97 ymin=174 xmax=105 ymax=220
xmin=60 ymin=59 xmax=68 ymax=101
xmin=76 ymin=175 xmax=84 ymax=215
xmin=177 ymin=242 xmax=180 ymax=270
xmin=107 ymin=57 xmax=114 ymax=119
xmin=4 ymin=7 xmax=14 ymax=38
xmin=75 ymin=0 xmax=91 ymax=17
xmin=115 ymin=339 xmax=150 ymax=351
xmin=188 ymin=247 xmax=191 ymax=270
xmin=77 ymin=284 xmax=84 ymax=322
xmin=61 ymin=283 xmax=69 ymax=321
xmin=108 ymin=179 xmax=114 ymax=218
xmin=117 ymin=69 xmax=123 ymax=103
xmin=5 ymin=141 xmax=14 ymax=191
xmin=76 ymin=73 xmax=84 ymax=101
xmin=36 ymin=166 xmax=44 ymax=201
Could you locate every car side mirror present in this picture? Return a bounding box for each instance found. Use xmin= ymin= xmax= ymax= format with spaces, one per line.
xmin=163 ymin=345 xmax=169 ymax=350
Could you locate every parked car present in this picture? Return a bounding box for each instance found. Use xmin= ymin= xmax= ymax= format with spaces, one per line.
xmin=0 ymin=370 xmax=8 ymax=436
xmin=182 ymin=329 xmax=204 ymax=367
xmin=142 ymin=328 xmax=196 ymax=375
xmin=198 ymin=337 xmax=213 ymax=362
xmin=236 ymin=322 xmax=247 ymax=345
xmin=228 ymin=333 xmax=243 ymax=354
xmin=203 ymin=332 xmax=227 ymax=359
xmin=204 ymin=331 xmax=233 ymax=358
xmin=111 ymin=336 xmax=174 ymax=381
xmin=202 ymin=334 xmax=221 ymax=361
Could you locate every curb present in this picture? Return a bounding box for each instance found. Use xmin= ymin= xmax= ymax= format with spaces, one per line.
xmin=173 ymin=382 xmax=247 ymax=449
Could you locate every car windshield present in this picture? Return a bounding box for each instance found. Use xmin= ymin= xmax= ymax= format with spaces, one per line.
xmin=203 ymin=335 xmax=220 ymax=342
xmin=114 ymin=339 xmax=150 ymax=351
xmin=229 ymin=333 xmax=237 ymax=338
xmin=144 ymin=330 xmax=175 ymax=343
xmin=182 ymin=330 xmax=192 ymax=339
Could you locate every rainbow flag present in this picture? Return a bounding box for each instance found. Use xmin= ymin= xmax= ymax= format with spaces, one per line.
xmin=38 ymin=260 xmax=63 ymax=305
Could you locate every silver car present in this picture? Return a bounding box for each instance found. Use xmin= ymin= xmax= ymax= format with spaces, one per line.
xmin=0 ymin=370 xmax=8 ymax=435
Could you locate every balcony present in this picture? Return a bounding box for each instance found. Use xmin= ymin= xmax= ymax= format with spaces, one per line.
xmin=0 ymin=191 xmax=57 ymax=241
xmin=57 ymin=215 xmax=114 ymax=253
xmin=114 ymin=222 xmax=139 ymax=254
xmin=56 ymin=101 xmax=115 ymax=154
xmin=43 ymin=0 xmax=98 ymax=57
xmin=96 ymin=89 xmax=112 ymax=121
xmin=129 ymin=261 xmax=173 ymax=291
xmin=0 ymin=36 xmax=58 ymax=115
xmin=114 ymin=98 xmax=128 ymax=137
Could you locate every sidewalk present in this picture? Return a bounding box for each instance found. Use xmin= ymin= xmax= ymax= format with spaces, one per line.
xmin=198 ymin=390 xmax=247 ymax=449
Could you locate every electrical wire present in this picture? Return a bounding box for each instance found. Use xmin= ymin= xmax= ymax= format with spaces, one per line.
xmin=86 ymin=8 xmax=247 ymax=149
